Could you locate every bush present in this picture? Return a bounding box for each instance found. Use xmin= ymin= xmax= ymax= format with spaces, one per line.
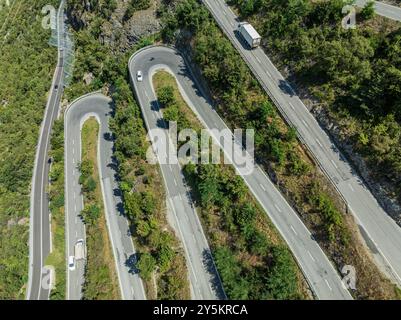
xmin=137 ymin=252 xmax=156 ymax=280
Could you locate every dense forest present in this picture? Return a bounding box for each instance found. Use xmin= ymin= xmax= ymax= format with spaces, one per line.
xmin=0 ymin=0 xmax=57 ymax=299
xmin=228 ymin=0 xmax=401 ymax=208
xmin=159 ymin=0 xmax=400 ymax=298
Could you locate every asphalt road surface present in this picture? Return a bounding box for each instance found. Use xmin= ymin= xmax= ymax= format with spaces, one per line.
xmin=27 ymin=0 xmax=65 ymax=300
xmin=202 ymin=0 xmax=401 ymax=286
xmin=129 ymin=51 xmax=226 ymax=300
xmin=128 ymin=46 xmax=352 ymax=300
xmin=356 ymin=0 xmax=401 ymax=21
xmin=64 ymin=93 xmax=146 ymax=300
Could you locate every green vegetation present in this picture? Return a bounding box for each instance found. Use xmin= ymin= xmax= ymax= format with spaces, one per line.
xmin=228 ymin=0 xmax=401 ymax=207
xmin=111 ymin=72 xmax=190 ymax=300
xmin=360 ymin=1 xmax=376 ymax=20
xmin=46 ymin=119 xmax=66 ymax=300
xmin=0 ymin=0 xmax=58 ymax=299
xmin=66 ymin=2 xmax=190 ymax=299
xmin=154 ymin=71 xmax=306 ymax=299
xmin=159 ymin=0 xmax=400 ymax=299
xmin=79 ymin=118 xmax=120 ymax=300
xmin=124 ymin=0 xmax=152 ymax=21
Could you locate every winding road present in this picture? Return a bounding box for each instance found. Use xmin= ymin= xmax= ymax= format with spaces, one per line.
xmin=202 ymin=0 xmax=401 ymax=288
xmin=64 ymin=93 xmax=146 ymax=300
xmin=128 ymin=46 xmax=352 ymax=300
xmin=27 ymin=0 xmax=65 ymax=300
xmin=356 ymin=0 xmax=401 ymax=21
xmin=129 ymin=50 xmax=225 ymax=300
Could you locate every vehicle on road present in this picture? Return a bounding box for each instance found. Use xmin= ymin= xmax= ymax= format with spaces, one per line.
xmin=238 ymin=22 xmax=261 ymax=49
xmin=137 ymin=70 xmax=143 ymax=82
xmin=68 ymin=255 xmax=75 ymax=271
xmin=74 ymin=239 xmax=86 ymax=261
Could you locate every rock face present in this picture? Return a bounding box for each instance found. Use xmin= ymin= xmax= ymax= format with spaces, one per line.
xmin=313 ymin=106 xmax=401 ymax=226
xmin=68 ymin=0 xmax=162 ymax=52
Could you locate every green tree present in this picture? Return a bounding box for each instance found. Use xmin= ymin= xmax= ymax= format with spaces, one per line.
xmin=137 ymin=252 xmax=156 ymax=281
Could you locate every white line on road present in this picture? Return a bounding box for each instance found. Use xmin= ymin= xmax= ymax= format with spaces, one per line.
xmin=289 ymin=102 xmax=295 ymax=111
xmin=308 ymin=250 xmax=315 ymax=262
xmin=325 ymin=279 xmax=333 ymax=291
xmin=331 ymin=160 xmax=338 ymax=169
xmin=302 ymin=120 xmax=309 ymax=128
xmin=174 ymin=179 xmax=177 ymax=187
xmin=274 ymin=204 xmax=282 ymax=213
xmin=316 ymin=139 xmax=323 ymax=148
xmin=348 ymin=183 xmax=355 ymax=192
xmin=290 ymin=225 xmax=298 ymax=236
xmin=256 ymin=56 xmax=261 ymax=64
xmin=260 ymin=183 xmax=266 ymax=191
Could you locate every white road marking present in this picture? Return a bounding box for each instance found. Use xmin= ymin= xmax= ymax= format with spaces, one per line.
xmin=307 ymin=250 xmax=315 ymax=262
xmin=316 ymin=139 xmax=323 ymax=148
xmin=290 ymin=225 xmax=298 ymax=236
xmin=274 ymin=204 xmax=282 ymax=213
xmin=174 ymin=179 xmax=177 ymax=187
xmin=302 ymin=120 xmax=309 ymax=128
xmin=260 ymin=183 xmax=266 ymax=191
xmin=289 ymin=102 xmax=295 ymax=110
xmin=325 ymin=279 xmax=333 ymax=291
xmin=256 ymin=56 xmax=261 ymax=64
xmin=331 ymin=160 xmax=338 ymax=169
xmin=348 ymin=183 xmax=355 ymax=192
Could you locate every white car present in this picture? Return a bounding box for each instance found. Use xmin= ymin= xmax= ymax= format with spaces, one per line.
xmin=137 ymin=70 xmax=143 ymax=82
xmin=68 ymin=255 xmax=75 ymax=271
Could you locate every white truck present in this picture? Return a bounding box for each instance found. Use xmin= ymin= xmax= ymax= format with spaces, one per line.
xmin=238 ymin=22 xmax=262 ymax=49
xmin=74 ymin=239 xmax=86 ymax=261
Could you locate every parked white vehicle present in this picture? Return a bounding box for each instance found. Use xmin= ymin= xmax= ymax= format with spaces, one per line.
xmin=68 ymin=255 xmax=75 ymax=271
xmin=74 ymin=239 xmax=86 ymax=261
xmin=137 ymin=70 xmax=143 ymax=82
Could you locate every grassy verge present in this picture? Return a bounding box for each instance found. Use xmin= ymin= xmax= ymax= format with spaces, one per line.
xmin=46 ymin=119 xmax=66 ymax=299
xmin=79 ymin=118 xmax=120 ymax=300
xmin=153 ymin=71 xmax=309 ymax=299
